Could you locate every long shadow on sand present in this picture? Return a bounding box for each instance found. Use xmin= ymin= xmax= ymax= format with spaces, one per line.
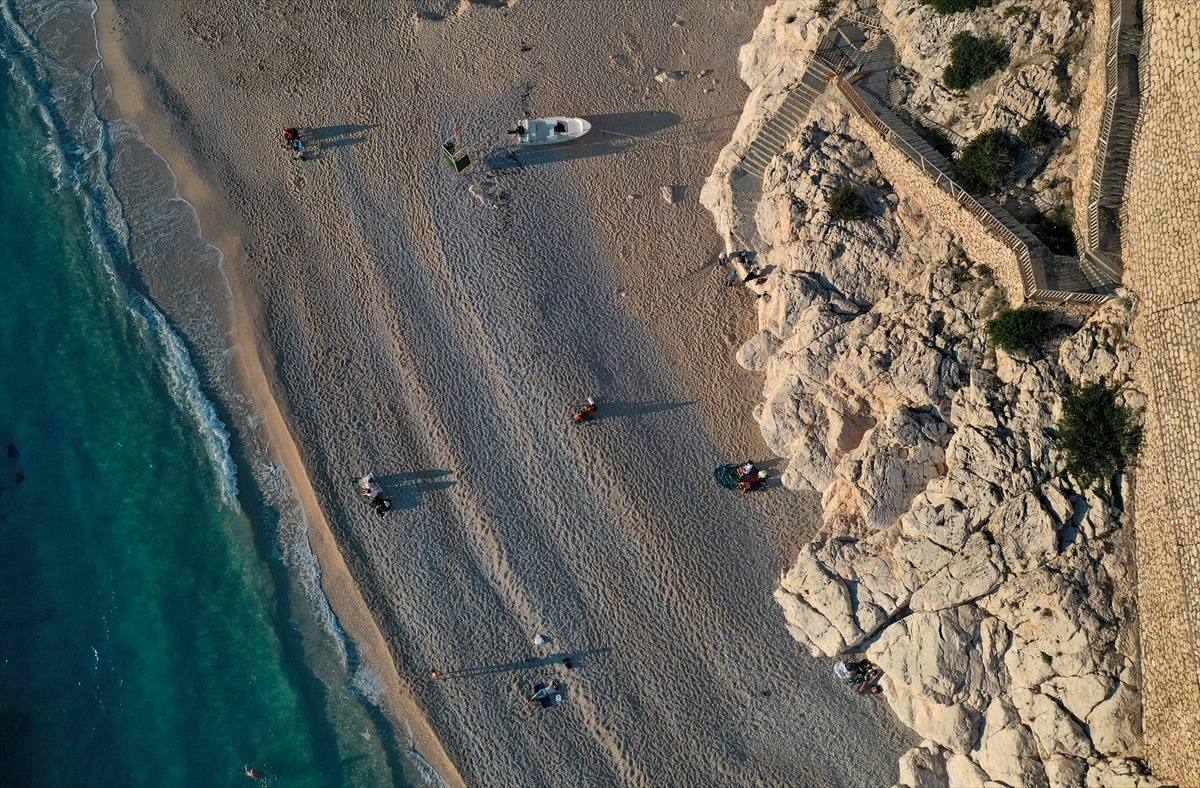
xmin=439 ymin=648 xmax=612 ymax=680
xmin=376 ymin=469 xmax=455 ymax=510
xmin=304 ymin=123 xmax=378 ymax=150
xmin=485 ymin=111 xmax=681 ymax=170
xmin=600 ymin=400 xmax=696 ymax=421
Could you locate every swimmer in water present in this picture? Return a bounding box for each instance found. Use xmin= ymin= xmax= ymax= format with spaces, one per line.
xmin=245 ymin=765 xmax=264 ymax=779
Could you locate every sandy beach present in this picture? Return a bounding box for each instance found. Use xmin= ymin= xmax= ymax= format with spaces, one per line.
xmin=94 ymin=0 xmax=914 ymax=784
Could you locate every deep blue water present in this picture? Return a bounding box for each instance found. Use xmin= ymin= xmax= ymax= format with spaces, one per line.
xmin=0 ymin=11 xmax=415 ymax=788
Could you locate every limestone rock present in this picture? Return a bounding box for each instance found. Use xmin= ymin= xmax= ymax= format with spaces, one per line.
xmin=1043 ymin=673 xmax=1114 ymax=724
xmin=776 ymin=530 xmax=929 ymax=655
xmin=867 ymin=606 xmax=1007 ymax=750
xmin=974 ymin=698 xmax=1048 ymax=788
xmin=737 ymin=330 xmax=780 ymax=373
xmin=1086 ymin=682 xmax=1141 ymax=756
xmin=909 ymin=532 xmax=1006 ymax=612
xmin=945 ymin=751 xmax=990 ymax=788
xmin=1044 ymin=755 xmax=1088 ymax=788
xmin=1015 ymin=690 xmax=1093 ymax=759
xmin=824 ymin=408 xmax=948 ymax=531
xmin=1083 ymin=758 xmax=1164 ymax=788
xmin=991 ymin=491 xmax=1062 ymax=575
xmin=718 ymin=3 xmax=1151 ymax=783
xmin=896 ymin=741 xmax=949 ymax=788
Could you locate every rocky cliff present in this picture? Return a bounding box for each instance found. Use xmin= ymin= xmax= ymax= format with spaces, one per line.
xmin=705 ymin=2 xmax=1161 ymax=786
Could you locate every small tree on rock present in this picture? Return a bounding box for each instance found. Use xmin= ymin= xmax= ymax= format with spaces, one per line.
xmin=1057 ymin=381 xmax=1141 ymax=490
xmin=1018 ymin=109 xmax=1056 ymax=149
xmin=954 ymin=128 xmax=1016 ymax=194
xmin=919 ymin=0 xmax=989 ymax=12
xmin=828 ymin=185 xmax=870 ymax=222
xmin=943 ymin=33 xmax=1010 ymax=91
xmin=986 ymin=307 xmax=1052 ymax=353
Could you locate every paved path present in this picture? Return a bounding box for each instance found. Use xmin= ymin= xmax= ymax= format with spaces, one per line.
xmin=1121 ymin=2 xmax=1200 ymax=782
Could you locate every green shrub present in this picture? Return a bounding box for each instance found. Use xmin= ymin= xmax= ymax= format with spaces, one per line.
xmin=943 ymin=33 xmax=1010 ymax=91
xmin=1003 ymin=4 xmax=1029 ymax=18
xmin=1019 ymin=109 xmax=1056 ymax=148
xmin=919 ymin=0 xmax=990 ymax=13
xmin=1057 ymin=381 xmax=1141 ymax=490
xmin=954 ymin=128 xmax=1015 ymax=194
xmin=816 ymin=0 xmax=836 ymax=18
xmin=827 ymin=185 xmax=870 ymax=222
xmin=986 ymin=307 xmax=1052 ymax=352
xmin=1031 ymin=205 xmax=1077 ymax=255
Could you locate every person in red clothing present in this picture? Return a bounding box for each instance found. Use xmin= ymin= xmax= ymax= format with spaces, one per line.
xmin=572 ymin=397 xmax=598 ymax=423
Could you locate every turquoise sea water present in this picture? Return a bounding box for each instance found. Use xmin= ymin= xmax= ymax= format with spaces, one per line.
xmin=0 ymin=14 xmax=415 ymax=788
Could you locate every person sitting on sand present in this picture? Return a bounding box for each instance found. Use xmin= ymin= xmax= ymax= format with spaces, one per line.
xmin=573 ymin=399 xmax=598 ymax=423
xmin=430 ymin=668 xmax=442 ymax=681
xmin=858 ymin=666 xmax=883 ymax=694
xmin=282 ymin=127 xmax=299 ymax=143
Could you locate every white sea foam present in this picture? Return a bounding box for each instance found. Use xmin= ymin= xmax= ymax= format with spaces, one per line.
xmin=5 ymin=2 xmax=417 ymax=775
xmin=134 ymin=294 xmax=241 ymax=510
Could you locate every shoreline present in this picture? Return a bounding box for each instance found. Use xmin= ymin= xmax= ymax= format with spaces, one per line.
xmin=93 ymin=3 xmax=465 ymax=785
xmin=83 ymin=0 xmax=912 ymax=784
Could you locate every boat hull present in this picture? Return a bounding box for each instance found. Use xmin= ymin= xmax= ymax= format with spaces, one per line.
xmin=514 ymin=116 xmax=592 ymax=146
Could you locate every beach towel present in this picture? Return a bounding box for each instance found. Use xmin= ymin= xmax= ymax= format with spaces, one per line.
xmin=713 ymin=464 xmax=742 ymax=490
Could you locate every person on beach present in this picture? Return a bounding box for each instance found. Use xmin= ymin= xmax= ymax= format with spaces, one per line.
xmin=430 ymin=668 xmax=442 ymax=681
xmin=293 ymin=139 xmax=306 ymax=160
xmin=572 ymin=398 xmax=598 ymax=424
xmin=742 ymin=265 xmax=765 ymax=283
xmin=858 ymin=666 xmax=883 ymax=694
xmin=282 ymin=127 xmax=299 ymax=144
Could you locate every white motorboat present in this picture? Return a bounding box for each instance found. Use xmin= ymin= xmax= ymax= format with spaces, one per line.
xmin=508 ymin=116 xmax=592 ymax=146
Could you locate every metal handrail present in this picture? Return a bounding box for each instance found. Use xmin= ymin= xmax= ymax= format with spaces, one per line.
xmin=1085 ymin=0 xmax=1126 ymax=252
xmin=743 ymin=12 xmax=1114 ymax=303
xmin=837 ymin=79 xmax=1111 ymax=303
xmin=841 ymin=10 xmax=888 ymax=32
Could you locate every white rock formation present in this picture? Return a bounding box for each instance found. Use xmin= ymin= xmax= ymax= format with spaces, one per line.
xmin=705 ymin=3 xmax=1158 ymax=785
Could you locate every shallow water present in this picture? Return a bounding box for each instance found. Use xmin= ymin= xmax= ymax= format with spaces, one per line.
xmin=0 ymin=10 xmax=414 ymax=787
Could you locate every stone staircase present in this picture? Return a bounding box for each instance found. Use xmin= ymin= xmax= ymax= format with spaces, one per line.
xmin=824 ymin=16 xmax=1092 ymax=298
xmin=730 ymin=57 xmax=837 ymax=251
xmin=725 ymin=5 xmax=1137 ymax=304
xmin=1080 ymin=0 xmax=1145 ymax=293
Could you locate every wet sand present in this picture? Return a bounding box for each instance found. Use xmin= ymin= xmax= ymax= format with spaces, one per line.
xmin=96 ymin=0 xmax=913 ymax=784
